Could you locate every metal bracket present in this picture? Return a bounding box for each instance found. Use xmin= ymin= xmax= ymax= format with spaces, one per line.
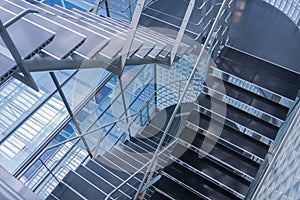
xmin=0 ymin=9 xmax=40 ymax=91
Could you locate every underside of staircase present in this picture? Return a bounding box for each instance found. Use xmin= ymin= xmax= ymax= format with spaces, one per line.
xmin=0 ymin=0 xmax=193 ymax=89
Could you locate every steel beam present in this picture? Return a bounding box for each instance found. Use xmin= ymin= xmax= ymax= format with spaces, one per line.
xmin=49 ymin=72 xmax=93 ymax=158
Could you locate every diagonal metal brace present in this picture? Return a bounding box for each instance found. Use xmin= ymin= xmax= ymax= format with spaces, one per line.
xmin=170 ymin=0 xmax=195 ymax=64
xmin=120 ymin=0 xmax=146 ymax=71
xmin=0 ymin=9 xmax=40 ymax=91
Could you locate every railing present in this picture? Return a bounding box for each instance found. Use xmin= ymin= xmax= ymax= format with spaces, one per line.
xmin=141 ymin=0 xmax=226 ymax=41
xmin=91 ymin=77 xmax=203 ymax=157
xmin=92 ymin=0 xmax=154 ymax=20
xmin=263 ymin=0 xmax=300 ymax=28
xmin=17 ymin=74 xmax=202 ymax=198
xmin=104 ymin=0 xmax=235 ymax=198
xmin=247 ymin=97 xmax=300 ymax=199
xmin=105 ymin=138 xmax=179 ymax=200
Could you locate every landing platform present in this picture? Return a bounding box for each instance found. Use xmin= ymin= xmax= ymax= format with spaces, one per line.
xmin=229 ymin=0 xmax=300 ymax=74
xmin=140 ymin=0 xmax=300 ymax=74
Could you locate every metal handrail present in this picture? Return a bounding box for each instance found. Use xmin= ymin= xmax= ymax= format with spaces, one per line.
xmin=15 ymin=112 xmax=139 ymax=180
xmin=105 ymin=138 xmax=179 ymax=200
xmin=91 ymin=77 xmax=203 ymax=156
xmin=133 ymin=0 xmax=233 ymax=198
xmin=20 ymin=76 xmax=201 ymax=194
xmin=248 ymin=98 xmax=300 ymax=199
xmin=83 ymin=64 xmax=148 ymax=135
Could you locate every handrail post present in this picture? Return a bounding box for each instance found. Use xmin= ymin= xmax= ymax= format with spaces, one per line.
xmin=118 ymin=76 xmax=132 ymax=138
xmin=133 ymin=0 xmax=230 ymax=198
xmin=92 ymin=0 xmax=105 ymax=14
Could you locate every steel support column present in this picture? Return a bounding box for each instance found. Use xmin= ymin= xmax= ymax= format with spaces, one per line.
xmin=118 ymin=76 xmax=132 ymax=138
xmin=49 ymin=72 xmax=93 ymax=158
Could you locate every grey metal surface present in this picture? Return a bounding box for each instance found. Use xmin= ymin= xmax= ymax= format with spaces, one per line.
xmin=229 ymin=0 xmax=300 ymax=74
xmin=31 ymin=1 xmax=110 ymax=59
xmin=0 ymin=0 xmax=86 ymax=59
xmin=0 ymin=52 xmax=15 ymax=78
xmin=72 ymin=9 xmax=190 ymax=57
xmin=0 ymin=166 xmax=38 ymax=200
xmin=70 ymin=8 xmax=159 ymax=59
xmin=0 ymin=7 xmax=54 ymax=59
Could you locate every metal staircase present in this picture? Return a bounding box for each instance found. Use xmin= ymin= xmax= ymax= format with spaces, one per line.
xmin=46 ymin=104 xmax=185 ymax=200
xmin=1 ymin=0 xmax=299 ymax=199
xmin=46 ymin=46 xmax=300 ymax=199
xmin=0 ymin=0 xmax=192 ymax=89
xmin=148 ymin=46 xmax=300 ymax=200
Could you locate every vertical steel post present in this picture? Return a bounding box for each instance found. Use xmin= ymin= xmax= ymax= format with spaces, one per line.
xmin=154 ymin=64 xmax=158 ymax=109
xmin=105 ymin=0 xmax=110 ymax=17
xmin=118 ymin=76 xmax=132 ymax=138
xmin=92 ymin=0 xmax=103 ymax=14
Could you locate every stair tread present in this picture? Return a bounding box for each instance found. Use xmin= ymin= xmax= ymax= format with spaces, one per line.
xmin=131 ymin=137 xmax=157 ymax=153
xmin=150 ymin=190 xmax=172 ymax=200
xmin=156 ymin=176 xmax=204 ymax=200
xmin=218 ymin=47 xmax=300 ymax=100
xmin=45 ymin=194 xmax=58 ymax=200
xmin=195 ymin=93 xmax=279 ymax=140
xmin=187 ymin=111 xmax=269 ymax=159
xmin=51 ymin=182 xmax=85 ymax=200
xmin=163 ymin=162 xmax=241 ymax=200
xmin=176 ymin=132 xmax=259 ymax=178
xmin=119 ymin=142 xmax=151 ymax=163
xmin=62 ymin=170 xmax=106 ymax=199
xmin=85 ymin=159 xmax=137 ymax=198
xmin=111 ymin=147 xmax=145 ymax=169
xmin=95 ymin=155 xmax=132 ymax=180
xmin=205 ymin=75 xmax=289 ymax=120
xmin=75 ymin=165 xmax=114 ymax=194
xmin=85 ymin=160 xmax=123 ymax=186
xmin=175 ymin=149 xmax=251 ymax=195
xmin=103 ymin=151 xmax=138 ymax=172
